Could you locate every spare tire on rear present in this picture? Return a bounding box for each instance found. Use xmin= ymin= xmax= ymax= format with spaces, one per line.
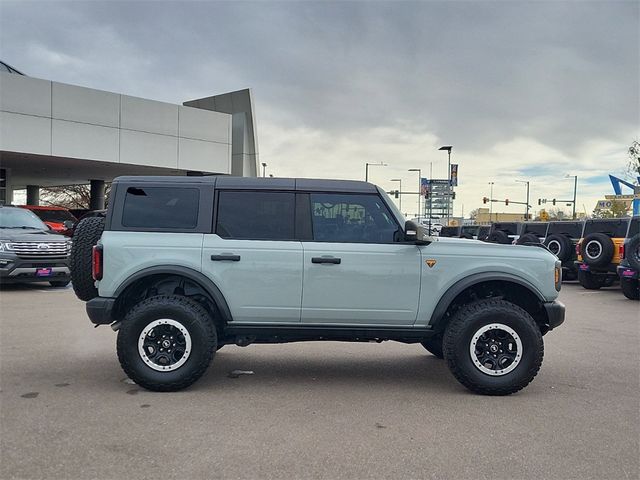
xmin=580 ymin=233 xmax=614 ymax=268
xmin=70 ymin=216 xmax=105 ymax=301
xmin=544 ymin=234 xmax=572 ymax=262
xmin=487 ymin=230 xmax=510 ymax=244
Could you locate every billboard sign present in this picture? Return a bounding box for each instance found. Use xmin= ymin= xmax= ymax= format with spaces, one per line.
xmin=450 ymin=164 xmax=458 ymax=186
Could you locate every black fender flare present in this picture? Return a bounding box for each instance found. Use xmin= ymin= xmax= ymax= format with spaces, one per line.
xmin=113 ymin=265 xmax=233 ymax=324
xmin=428 ymin=272 xmax=546 ymax=331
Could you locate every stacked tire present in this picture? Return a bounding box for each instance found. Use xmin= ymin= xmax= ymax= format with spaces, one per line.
xmin=620 ymin=234 xmax=640 ymax=300
xmin=70 ymin=216 xmax=105 ymax=301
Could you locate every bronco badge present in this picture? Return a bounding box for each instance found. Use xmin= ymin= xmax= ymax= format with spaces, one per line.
xmin=425 ymin=259 xmax=437 ymax=268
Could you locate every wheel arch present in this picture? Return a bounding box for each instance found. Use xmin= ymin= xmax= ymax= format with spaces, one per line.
xmin=112 ymin=265 xmax=233 ymax=325
xmin=428 ymin=273 xmax=550 ymax=334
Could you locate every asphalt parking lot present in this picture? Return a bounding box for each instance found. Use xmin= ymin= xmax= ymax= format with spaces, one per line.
xmin=1 ymin=282 xmax=638 ymax=480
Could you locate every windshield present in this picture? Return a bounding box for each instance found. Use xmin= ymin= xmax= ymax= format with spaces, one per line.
xmin=0 ymin=208 xmax=48 ymax=230
xmin=547 ymin=221 xmax=583 ymax=238
xmin=377 ymin=188 xmax=406 ymax=226
xmin=29 ymin=208 xmax=77 ymax=223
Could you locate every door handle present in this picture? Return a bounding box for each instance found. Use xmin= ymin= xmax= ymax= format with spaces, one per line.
xmin=311 ymin=256 xmax=341 ymax=264
xmin=211 ymin=254 xmax=241 ymax=262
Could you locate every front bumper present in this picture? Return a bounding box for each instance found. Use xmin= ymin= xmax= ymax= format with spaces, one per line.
xmin=543 ymin=300 xmax=565 ymax=330
xmin=86 ymin=297 xmax=116 ymax=325
xmin=0 ymin=254 xmax=70 ymax=283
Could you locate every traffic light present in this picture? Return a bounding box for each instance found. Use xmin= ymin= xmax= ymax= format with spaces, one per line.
xmin=538 ymin=199 xmax=541 ymax=206
xmin=451 ymin=192 xmax=456 ymax=200
xmin=483 ymin=197 xmax=488 ymax=204
xmin=552 ymin=199 xmax=556 ymax=205
xmin=394 ymin=190 xmax=399 ymax=199
xmin=505 ymin=199 xmax=509 ymax=206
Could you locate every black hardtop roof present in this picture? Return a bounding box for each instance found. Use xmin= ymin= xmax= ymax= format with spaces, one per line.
xmin=112 ymin=176 xmax=378 ymax=193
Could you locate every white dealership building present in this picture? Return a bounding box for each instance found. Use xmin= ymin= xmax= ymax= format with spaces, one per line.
xmin=0 ymin=65 xmax=259 ymax=208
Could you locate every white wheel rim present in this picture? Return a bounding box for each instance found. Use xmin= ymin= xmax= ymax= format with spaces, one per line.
xmin=469 ymin=323 xmax=523 ymax=376
xmin=547 ymin=240 xmax=561 ymax=256
xmin=138 ymin=319 xmax=192 ymax=372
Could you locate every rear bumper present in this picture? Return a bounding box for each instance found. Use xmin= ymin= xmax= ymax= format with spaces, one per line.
xmin=543 ymin=300 xmax=565 ymax=330
xmin=617 ymin=265 xmax=639 ymax=280
xmin=86 ymin=297 xmax=116 ymax=325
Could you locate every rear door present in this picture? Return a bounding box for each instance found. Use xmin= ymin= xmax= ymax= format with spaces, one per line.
xmin=299 ymin=192 xmax=421 ymax=325
xmin=201 ymin=190 xmax=303 ymax=324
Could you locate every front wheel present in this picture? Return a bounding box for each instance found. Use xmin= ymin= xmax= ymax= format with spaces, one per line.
xmin=443 ymin=299 xmax=543 ymax=396
xmin=117 ymin=295 xmax=217 ymax=391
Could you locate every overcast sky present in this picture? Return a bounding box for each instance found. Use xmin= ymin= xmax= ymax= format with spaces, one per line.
xmin=1 ymin=0 xmax=638 ymax=217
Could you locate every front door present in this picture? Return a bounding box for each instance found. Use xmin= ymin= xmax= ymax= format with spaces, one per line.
xmin=300 ymin=192 xmax=421 ymax=325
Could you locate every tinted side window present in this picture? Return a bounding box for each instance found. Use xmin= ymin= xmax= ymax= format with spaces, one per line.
xmin=122 ymin=187 xmax=199 ymax=229
xmin=310 ymin=193 xmax=398 ymax=243
xmin=216 ymin=191 xmax=295 ymax=240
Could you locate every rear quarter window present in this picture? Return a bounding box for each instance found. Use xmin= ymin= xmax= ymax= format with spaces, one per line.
xmin=122 ymin=187 xmax=199 ymax=229
xmin=583 ymin=219 xmax=629 ymax=238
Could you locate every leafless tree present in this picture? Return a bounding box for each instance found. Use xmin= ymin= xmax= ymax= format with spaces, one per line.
xmin=40 ymin=184 xmax=110 ymax=209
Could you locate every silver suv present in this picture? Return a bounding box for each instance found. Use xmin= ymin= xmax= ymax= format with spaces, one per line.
xmin=71 ymin=176 xmax=565 ymax=395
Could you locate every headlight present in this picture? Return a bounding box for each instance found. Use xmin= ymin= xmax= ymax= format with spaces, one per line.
xmin=555 ymin=262 xmax=562 ymax=291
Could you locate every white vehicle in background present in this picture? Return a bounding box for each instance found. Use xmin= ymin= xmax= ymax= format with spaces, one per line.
xmin=410 ymin=217 xmax=442 ymax=236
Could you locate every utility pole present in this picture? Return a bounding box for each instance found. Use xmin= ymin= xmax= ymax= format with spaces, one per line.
xmin=516 ymin=180 xmax=530 ymax=220
xmin=489 ymin=182 xmax=494 ymax=223
xmin=261 ymin=162 xmax=267 ymax=177
xmin=408 ymin=168 xmax=422 ymax=218
xmin=365 ymin=162 xmax=387 ymax=182
xmin=390 ymin=179 xmax=402 ymax=212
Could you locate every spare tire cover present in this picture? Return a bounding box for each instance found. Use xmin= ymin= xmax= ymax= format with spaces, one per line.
xmin=580 ymin=232 xmax=614 ymax=268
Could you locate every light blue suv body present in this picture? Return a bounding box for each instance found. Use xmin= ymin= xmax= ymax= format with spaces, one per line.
xmin=79 ymin=176 xmax=565 ymax=394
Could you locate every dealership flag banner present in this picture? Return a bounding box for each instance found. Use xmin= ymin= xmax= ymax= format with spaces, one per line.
xmin=450 ymin=164 xmax=459 ymax=186
xmin=421 ymin=178 xmax=429 ymax=196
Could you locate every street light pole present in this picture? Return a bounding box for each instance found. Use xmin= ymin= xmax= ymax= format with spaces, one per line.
xmin=439 ymin=146 xmax=453 ymax=224
xmin=516 ymin=180 xmax=530 ymax=220
xmin=408 ymin=168 xmax=422 ymax=218
xmin=565 ymin=174 xmax=578 ymax=219
xmin=365 ymin=162 xmax=387 ymax=182
xmin=261 ymin=162 xmax=267 ymax=177
xmin=489 ymin=182 xmax=494 ymax=223
xmin=390 ymin=179 xmax=402 ymax=212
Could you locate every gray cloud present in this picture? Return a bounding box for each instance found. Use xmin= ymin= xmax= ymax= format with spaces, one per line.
xmin=1 ymin=0 xmax=638 ymax=214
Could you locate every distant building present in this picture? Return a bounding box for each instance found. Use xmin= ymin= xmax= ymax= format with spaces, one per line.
xmin=0 ymin=67 xmax=259 ymax=207
xmin=475 ymin=208 xmax=527 ymax=224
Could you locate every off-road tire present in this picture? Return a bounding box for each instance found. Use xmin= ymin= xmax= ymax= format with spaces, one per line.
xmin=517 ymin=233 xmax=540 ymax=245
xmin=49 ymin=280 xmax=70 ymax=287
xmin=421 ymin=335 xmax=444 ymax=359
xmin=117 ymin=295 xmax=217 ymax=392
xmin=625 ymin=235 xmax=640 ymax=271
xmin=580 ymin=233 xmax=614 ymax=268
xmin=578 ymin=269 xmax=601 ymax=290
xmin=620 ymin=278 xmax=639 ymax=300
xmin=443 ymin=298 xmax=543 ymax=396
xmin=544 ymin=234 xmax=572 ymax=262
xmin=487 ymin=230 xmax=510 ymax=244
xmin=70 ymin=216 xmax=105 ymax=301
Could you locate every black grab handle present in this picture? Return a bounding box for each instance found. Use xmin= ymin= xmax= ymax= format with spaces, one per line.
xmin=211 ymin=255 xmax=241 ymax=262
xmin=311 ymin=257 xmax=341 ymax=264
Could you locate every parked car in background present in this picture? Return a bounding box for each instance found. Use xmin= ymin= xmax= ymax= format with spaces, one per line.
xmin=19 ymin=205 xmax=77 ymax=236
xmin=0 ymin=206 xmax=72 ymax=286
xmin=487 ymin=222 xmax=521 ymax=244
xmin=516 ymin=222 xmax=549 ymax=245
xmin=617 ymin=217 xmax=639 ymax=300
xmin=576 ymin=218 xmax=630 ymax=289
xmin=410 ymin=217 xmax=442 ymax=236
xmin=544 ymin=221 xmax=584 ymax=281
xmin=438 ymin=225 xmax=461 ymax=238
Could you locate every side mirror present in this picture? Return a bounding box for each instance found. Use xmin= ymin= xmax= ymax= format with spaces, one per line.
xmin=404 ymin=220 xmax=429 ymax=245
xmin=63 ymin=220 xmax=75 ymax=230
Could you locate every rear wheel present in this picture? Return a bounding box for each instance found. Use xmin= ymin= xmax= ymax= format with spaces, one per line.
xmin=620 ymin=278 xmax=639 ymax=300
xmin=420 ymin=335 xmax=444 ymax=359
xmin=578 ymin=270 xmax=601 ymax=290
xmin=117 ymin=295 xmax=217 ymax=391
xmin=443 ymin=298 xmax=543 ymax=396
